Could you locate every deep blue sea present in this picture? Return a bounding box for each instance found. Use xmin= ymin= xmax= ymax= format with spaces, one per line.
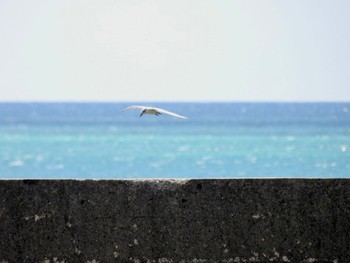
xmin=0 ymin=103 xmax=349 ymax=178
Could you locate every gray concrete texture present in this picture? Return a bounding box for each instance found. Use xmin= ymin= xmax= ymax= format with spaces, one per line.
xmin=0 ymin=179 xmax=349 ymax=262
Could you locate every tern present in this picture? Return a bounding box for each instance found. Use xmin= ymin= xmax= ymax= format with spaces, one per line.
xmin=122 ymin=106 xmax=188 ymax=119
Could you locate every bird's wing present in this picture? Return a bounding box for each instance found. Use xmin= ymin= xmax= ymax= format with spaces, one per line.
xmin=155 ymin=108 xmax=188 ymax=119
xmin=122 ymin=105 xmax=146 ymax=112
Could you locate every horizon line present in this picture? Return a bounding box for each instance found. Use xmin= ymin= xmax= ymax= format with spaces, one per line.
xmin=0 ymin=100 xmax=349 ymax=104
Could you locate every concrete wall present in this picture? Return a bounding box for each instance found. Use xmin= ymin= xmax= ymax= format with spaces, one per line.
xmin=0 ymin=179 xmax=349 ymax=262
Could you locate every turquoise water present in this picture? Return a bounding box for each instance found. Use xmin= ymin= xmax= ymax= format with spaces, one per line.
xmin=0 ymin=103 xmax=349 ymax=178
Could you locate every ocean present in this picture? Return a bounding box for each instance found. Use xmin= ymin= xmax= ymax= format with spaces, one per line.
xmin=0 ymin=102 xmax=349 ymax=179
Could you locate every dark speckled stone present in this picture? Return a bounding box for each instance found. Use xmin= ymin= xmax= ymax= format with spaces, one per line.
xmin=0 ymin=179 xmax=349 ymax=262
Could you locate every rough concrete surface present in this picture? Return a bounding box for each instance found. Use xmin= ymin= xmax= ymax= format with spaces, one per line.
xmin=0 ymin=179 xmax=349 ymax=262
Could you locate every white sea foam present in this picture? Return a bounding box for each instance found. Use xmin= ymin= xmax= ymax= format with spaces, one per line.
xmin=340 ymin=145 xmax=348 ymax=152
xmin=9 ymin=160 xmax=24 ymax=167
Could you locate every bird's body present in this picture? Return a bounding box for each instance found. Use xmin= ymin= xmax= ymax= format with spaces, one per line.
xmin=122 ymin=106 xmax=188 ymax=119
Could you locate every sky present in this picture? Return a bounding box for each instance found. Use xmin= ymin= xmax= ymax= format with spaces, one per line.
xmin=0 ymin=0 xmax=349 ymax=102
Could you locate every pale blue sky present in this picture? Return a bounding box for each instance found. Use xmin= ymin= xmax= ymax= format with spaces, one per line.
xmin=0 ymin=0 xmax=349 ymax=102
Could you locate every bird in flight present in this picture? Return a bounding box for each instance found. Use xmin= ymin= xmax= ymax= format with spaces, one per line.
xmin=122 ymin=106 xmax=188 ymax=119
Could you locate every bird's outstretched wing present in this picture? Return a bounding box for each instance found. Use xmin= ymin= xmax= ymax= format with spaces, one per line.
xmin=122 ymin=105 xmax=188 ymax=119
xmin=155 ymin=107 xmax=188 ymax=119
xmin=122 ymin=105 xmax=146 ymax=112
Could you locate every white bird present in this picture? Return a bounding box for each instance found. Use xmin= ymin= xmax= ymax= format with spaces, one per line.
xmin=122 ymin=105 xmax=188 ymax=119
